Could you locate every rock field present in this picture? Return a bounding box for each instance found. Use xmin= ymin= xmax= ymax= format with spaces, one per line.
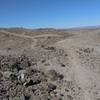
xmin=0 ymin=28 xmax=100 ymax=100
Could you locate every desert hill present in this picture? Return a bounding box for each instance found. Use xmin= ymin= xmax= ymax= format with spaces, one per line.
xmin=0 ymin=27 xmax=100 ymax=100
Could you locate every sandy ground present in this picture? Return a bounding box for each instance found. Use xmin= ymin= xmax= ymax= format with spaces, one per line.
xmin=0 ymin=28 xmax=100 ymax=100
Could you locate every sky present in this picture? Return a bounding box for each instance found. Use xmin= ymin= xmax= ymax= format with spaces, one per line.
xmin=0 ymin=0 xmax=100 ymax=28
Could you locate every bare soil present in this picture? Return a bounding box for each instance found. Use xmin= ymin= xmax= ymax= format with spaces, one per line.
xmin=0 ymin=28 xmax=100 ymax=100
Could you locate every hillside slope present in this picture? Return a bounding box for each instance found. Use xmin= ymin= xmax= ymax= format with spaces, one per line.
xmin=0 ymin=28 xmax=100 ymax=100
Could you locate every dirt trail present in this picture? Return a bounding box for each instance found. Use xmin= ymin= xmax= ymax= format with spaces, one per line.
xmin=68 ymin=48 xmax=93 ymax=100
xmin=0 ymin=30 xmax=34 ymax=39
xmin=1 ymin=29 xmax=100 ymax=100
xmin=55 ymin=38 xmax=94 ymax=100
xmin=0 ymin=30 xmax=62 ymax=50
xmin=0 ymin=30 xmax=62 ymax=39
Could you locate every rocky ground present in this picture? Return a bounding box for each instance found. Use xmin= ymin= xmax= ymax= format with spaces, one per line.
xmin=0 ymin=28 xmax=100 ymax=100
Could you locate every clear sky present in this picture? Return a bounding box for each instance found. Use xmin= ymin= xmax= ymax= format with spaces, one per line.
xmin=0 ymin=0 xmax=100 ymax=28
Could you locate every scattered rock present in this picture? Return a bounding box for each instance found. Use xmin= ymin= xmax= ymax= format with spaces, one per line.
xmin=10 ymin=73 xmax=18 ymax=81
xmin=24 ymin=95 xmax=30 ymax=100
xmin=3 ymin=71 xmax=12 ymax=79
xmin=46 ymin=69 xmax=64 ymax=81
xmin=61 ymin=64 xmax=65 ymax=67
xmin=25 ymin=79 xmax=41 ymax=87
xmin=18 ymin=70 xmax=26 ymax=83
xmin=44 ymin=46 xmax=56 ymax=51
xmin=46 ymin=70 xmax=58 ymax=81
xmin=47 ymin=83 xmax=56 ymax=93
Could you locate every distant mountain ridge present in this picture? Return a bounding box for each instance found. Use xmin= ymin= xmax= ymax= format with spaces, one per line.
xmin=0 ymin=25 xmax=100 ymax=31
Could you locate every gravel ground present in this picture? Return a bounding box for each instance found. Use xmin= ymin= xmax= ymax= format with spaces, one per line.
xmin=0 ymin=28 xmax=100 ymax=100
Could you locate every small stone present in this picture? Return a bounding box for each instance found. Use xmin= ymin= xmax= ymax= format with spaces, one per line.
xmin=46 ymin=70 xmax=58 ymax=81
xmin=24 ymin=95 xmax=30 ymax=100
xmin=47 ymin=83 xmax=56 ymax=93
xmin=10 ymin=74 xmax=17 ymax=81
xmin=25 ymin=79 xmax=41 ymax=87
xmin=61 ymin=64 xmax=65 ymax=67
xmin=3 ymin=71 xmax=12 ymax=79
xmin=46 ymin=70 xmax=64 ymax=81
xmin=18 ymin=70 xmax=26 ymax=83
xmin=60 ymin=94 xmax=64 ymax=97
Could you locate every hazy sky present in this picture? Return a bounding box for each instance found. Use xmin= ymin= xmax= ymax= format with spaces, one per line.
xmin=0 ymin=0 xmax=100 ymax=28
